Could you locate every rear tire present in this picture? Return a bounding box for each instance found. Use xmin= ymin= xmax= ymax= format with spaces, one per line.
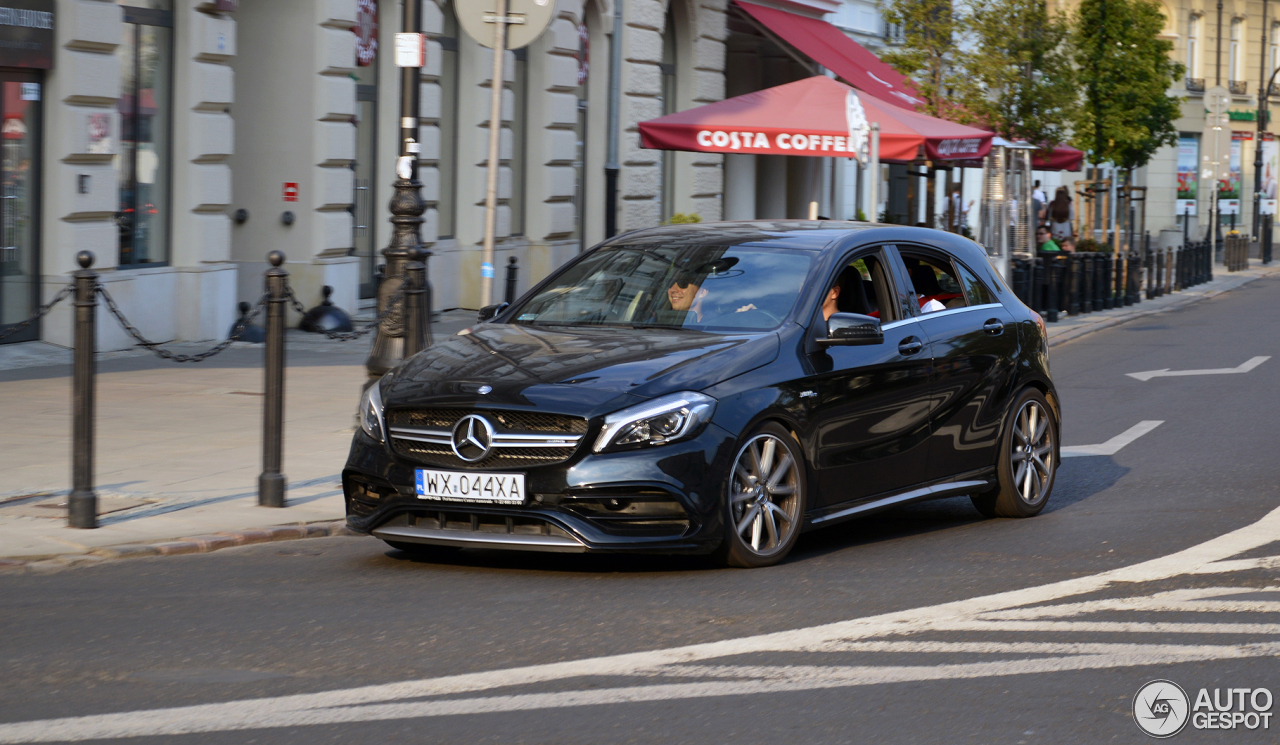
xmin=970 ymin=388 xmax=1059 ymax=518
xmin=714 ymin=422 xmax=807 ymax=568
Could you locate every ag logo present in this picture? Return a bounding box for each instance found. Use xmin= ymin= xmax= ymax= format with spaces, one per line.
xmin=1134 ymin=680 xmax=1190 ymax=738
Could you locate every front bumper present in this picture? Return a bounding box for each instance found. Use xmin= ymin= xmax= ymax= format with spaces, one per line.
xmin=343 ymin=422 xmax=738 ymax=554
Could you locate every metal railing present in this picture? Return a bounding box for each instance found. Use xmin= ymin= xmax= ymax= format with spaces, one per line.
xmin=1008 ymin=235 xmax=1224 ymax=322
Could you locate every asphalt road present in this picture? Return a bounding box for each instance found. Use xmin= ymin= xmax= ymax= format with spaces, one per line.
xmin=2 ymin=281 xmax=1278 ymax=744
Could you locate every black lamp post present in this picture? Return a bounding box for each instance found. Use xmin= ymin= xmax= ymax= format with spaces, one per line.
xmin=1254 ymin=0 xmax=1270 ymax=242
xmin=366 ymin=0 xmax=431 ymax=382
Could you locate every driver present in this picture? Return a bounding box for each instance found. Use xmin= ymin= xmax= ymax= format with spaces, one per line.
xmin=667 ymin=273 xmax=710 ymax=322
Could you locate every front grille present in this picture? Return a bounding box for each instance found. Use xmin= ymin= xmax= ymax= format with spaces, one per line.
xmin=387 ymin=407 xmax=588 ymax=469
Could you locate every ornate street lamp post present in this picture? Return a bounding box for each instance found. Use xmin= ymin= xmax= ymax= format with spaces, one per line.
xmin=366 ymin=0 xmax=431 ymax=382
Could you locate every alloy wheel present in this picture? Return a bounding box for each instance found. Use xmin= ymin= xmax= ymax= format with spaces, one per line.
xmin=729 ymin=433 xmax=801 ymax=557
xmin=1010 ymin=399 xmax=1054 ymax=506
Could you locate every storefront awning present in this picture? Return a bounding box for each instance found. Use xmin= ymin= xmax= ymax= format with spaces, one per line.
xmin=735 ymin=1 xmax=924 ymax=111
xmin=639 ymin=76 xmax=992 ymax=163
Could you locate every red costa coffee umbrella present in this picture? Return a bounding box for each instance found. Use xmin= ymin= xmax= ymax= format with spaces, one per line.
xmin=639 ymin=76 xmax=992 ymax=163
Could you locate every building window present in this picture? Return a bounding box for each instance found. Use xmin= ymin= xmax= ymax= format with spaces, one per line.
xmin=1229 ymin=17 xmax=1242 ymax=84
xmin=510 ymin=47 xmax=527 ymax=237
xmin=1271 ymin=22 xmax=1280 ymax=94
xmin=117 ymin=1 xmax=173 ymax=267
xmin=434 ymin=3 xmax=459 ymax=240
xmin=1188 ymin=15 xmax=1199 ymax=77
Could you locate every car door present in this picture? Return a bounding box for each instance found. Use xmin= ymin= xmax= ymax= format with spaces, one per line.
xmin=805 ymin=247 xmax=936 ymax=509
xmin=891 ymin=245 xmax=1020 ymax=485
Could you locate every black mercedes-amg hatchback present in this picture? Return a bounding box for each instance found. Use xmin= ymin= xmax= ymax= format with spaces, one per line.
xmin=344 ymin=221 xmax=1059 ymax=567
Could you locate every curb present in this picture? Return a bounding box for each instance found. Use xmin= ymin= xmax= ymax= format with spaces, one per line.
xmin=0 ymin=521 xmax=360 ymax=573
xmin=1046 ymin=267 xmax=1277 ymax=348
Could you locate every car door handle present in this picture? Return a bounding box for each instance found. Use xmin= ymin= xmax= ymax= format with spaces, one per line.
xmin=898 ymin=337 xmax=923 ymax=356
xmin=982 ymin=319 xmax=1004 ymax=335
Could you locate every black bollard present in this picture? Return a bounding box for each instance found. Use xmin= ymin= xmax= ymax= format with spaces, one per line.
xmin=1044 ymin=255 xmax=1059 ymax=323
xmin=1066 ymin=254 xmax=1080 ymax=316
xmin=1205 ymin=239 xmax=1213 ymax=282
xmin=69 ymin=251 xmax=97 ymax=529
xmin=504 ymin=255 xmax=519 ymax=306
xmin=1080 ymin=254 xmax=1092 ymax=313
xmin=259 ymin=251 xmax=288 ymax=508
xmin=403 ymin=248 xmax=427 ymax=358
xmin=1103 ymin=253 xmax=1115 ymax=310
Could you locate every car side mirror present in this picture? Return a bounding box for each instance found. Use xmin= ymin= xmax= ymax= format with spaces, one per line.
xmin=477 ymin=302 xmax=509 ymax=323
xmin=819 ymin=312 xmax=883 ymax=346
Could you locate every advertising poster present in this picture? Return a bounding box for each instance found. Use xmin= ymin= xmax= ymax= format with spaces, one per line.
xmin=1177 ymin=136 xmax=1198 ymax=200
xmin=1222 ymin=131 xmax=1252 ymax=199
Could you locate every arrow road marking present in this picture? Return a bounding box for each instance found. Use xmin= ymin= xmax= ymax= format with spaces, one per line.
xmin=1127 ymin=355 xmax=1270 ymax=382
xmin=0 ymin=506 xmax=1278 ymax=742
xmin=1060 ymin=420 xmax=1164 ymax=458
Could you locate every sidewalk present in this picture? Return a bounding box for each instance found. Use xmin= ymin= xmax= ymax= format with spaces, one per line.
xmin=2 ymin=263 xmax=1277 ymax=570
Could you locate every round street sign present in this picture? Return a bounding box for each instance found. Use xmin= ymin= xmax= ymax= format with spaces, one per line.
xmin=1204 ymin=85 xmax=1231 ymax=115
xmin=456 ymin=0 xmax=556 ymax=50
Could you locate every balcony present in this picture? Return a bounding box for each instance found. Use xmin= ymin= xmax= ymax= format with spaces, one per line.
xmin=1186 ymin=78 xmax=1205 ymax=92
xmin=1229 ymin=80 xmax=1249 ymax=95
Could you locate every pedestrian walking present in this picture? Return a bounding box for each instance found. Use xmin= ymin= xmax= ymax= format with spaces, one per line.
xmin=1047 ymin=186 xmax=1074 ymax=241
xmin=1032 ymin=180 xmax=1047 ymax=225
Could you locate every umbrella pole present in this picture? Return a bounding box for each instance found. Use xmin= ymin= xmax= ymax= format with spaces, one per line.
xmin=868 ymin=124 xmax=880 ymax=223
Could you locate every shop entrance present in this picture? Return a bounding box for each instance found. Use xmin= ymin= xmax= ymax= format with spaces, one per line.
xmin=0 ymin=70 xmax=41 ymax=344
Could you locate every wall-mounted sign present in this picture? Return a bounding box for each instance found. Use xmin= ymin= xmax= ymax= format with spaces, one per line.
xmin=354 ymin=0 xmax=377 ymax=67
xmin=1176 ymin=198 xmax=1197 ymax=216
xmin=1261 ymin=199 xmax=1277 ymax=215
xmin=86 ymin=113 xmax=112 ymax=154
xmin=1218 ymin=198 xmax=1240 ymax=215
xmin=0 ymin=0 xmax=54 ymax=69
xmin=282 ymin=182 xmax=298 ymax=202
xmin=394 ymin=32 xmax=424 ymax=68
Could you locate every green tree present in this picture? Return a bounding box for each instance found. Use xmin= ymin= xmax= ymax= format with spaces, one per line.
xmin=962 ymin=0 xmax=1078 ymax=150
xmin=1072 ymin=0 xmax=1184 ymax=172
xmin=878 ymin=0 xmax=971 ymax=119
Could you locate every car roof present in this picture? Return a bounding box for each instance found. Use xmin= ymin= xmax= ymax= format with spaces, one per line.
xmin=604 ymin=221 xmax=987 ymax=260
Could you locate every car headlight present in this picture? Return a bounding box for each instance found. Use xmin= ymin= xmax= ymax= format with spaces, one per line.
xmin=359 ymin=380 xmax=386 ymax=442
xmin=593 ymin=391 xmax=716 ymax=453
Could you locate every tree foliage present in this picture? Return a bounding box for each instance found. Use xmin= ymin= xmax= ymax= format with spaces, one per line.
xmin=878 ymin=0 xmax=972 ymax=119
xmin=1071 ymin=0 xmax=1184 ymax=170
xmin=962 ymin=0 xmax=1078 ymax=150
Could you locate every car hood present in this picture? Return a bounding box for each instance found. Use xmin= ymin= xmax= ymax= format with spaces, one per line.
xmin=383 ymin=323 xmax=780 ymax=417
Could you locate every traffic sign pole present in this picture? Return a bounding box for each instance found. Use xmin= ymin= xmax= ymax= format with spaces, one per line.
xmin=480 ymin=0 xmax=509 ymax=308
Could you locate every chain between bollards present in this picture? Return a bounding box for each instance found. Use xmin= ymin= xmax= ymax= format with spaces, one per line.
xmin=258 ymin=251 xmax=288 ymax=508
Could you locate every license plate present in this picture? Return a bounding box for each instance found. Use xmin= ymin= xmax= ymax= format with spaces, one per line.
xmin=415 ymin=469 xmax=525 ymax=504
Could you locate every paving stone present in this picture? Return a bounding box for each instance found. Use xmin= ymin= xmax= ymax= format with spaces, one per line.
xmin=90 ymin=544 xmax=160 ymax=560
xmin=154 ymin=541 xmax=202 ymax=556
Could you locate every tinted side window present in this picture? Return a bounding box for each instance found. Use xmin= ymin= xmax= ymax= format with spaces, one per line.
xmin=955 ymin=262 xmax=995 ymax=306
xmin=899 ymin=251 xmax=967 ymax=313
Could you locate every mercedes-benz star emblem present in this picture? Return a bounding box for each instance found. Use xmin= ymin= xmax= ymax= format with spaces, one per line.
xmin=451 ymin=414 xmax=495 ymax=462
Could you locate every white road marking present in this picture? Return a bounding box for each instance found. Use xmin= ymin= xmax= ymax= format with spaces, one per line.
xmin=1061 ymin=420 xmax=1163 ymax=457
xmin=1 ymin=506 xmax=1278 ymax=743
xmin=1127 ymin=355 xmax=1270 ymax=381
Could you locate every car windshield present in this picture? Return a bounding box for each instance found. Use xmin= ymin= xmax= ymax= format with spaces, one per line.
xmin=510 ymin=243 xmax=813 ymax=331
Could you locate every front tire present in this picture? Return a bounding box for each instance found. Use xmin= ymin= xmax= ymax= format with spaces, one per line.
xmin=971 ymin=388 xmax=1059 ymax=518
xmin=715 ymin=422 xmax=806 ymax=568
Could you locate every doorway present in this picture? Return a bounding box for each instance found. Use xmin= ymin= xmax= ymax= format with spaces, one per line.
xmin=0 ymin=71 xmax=41 ymax=344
